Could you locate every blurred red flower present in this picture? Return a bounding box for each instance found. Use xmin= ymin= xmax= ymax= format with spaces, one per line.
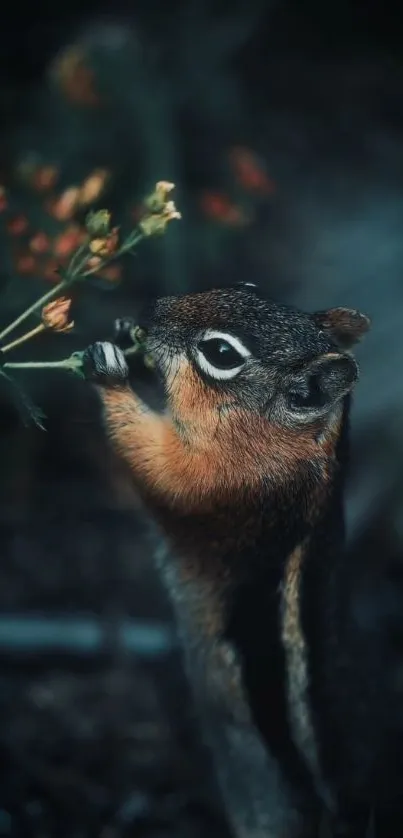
xmin=53 ymin=225 xmax=85 ymax=258
xmin=200 ymin=192 xmax=246 ymax=225
xmin=29 ymin=232 xmax=51 ymax=254
xmin=15 ymin=255 xmax=36 ymax=274
xmin=229 ymin=147 xmax=275 ymax=194
xmin=52 ymin=47 xmax=101 ymax=107
xmin=32 ymin=166 xmax=59 ymax=192
xmin=7 ymin=215 xmax=29 ymax=235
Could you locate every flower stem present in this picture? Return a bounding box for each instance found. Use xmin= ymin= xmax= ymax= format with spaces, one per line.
xmin=3 ymin=358 xmax=80 ymax=370
xmin=2 ymin=341 xmax=144 ymax=373
xmin=68 ymin=242 xmax=89 ymax=277
xmin=0 ymin=232 xmax=144 ymax=343
xmin=0 ymin=279 xmax=70 ymax=342
xmin=81 ymin=231 xmax=144 ymax=278
xmin=1 ymin=323 xmax=46 ymax=353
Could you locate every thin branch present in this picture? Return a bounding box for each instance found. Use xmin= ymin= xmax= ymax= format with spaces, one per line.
xmin=0 ymin=278 xmax=69 ymax=342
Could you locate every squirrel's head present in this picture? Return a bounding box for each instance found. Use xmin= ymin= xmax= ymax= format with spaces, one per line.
xmin=142 ymin=285 xmax=370 ymax=491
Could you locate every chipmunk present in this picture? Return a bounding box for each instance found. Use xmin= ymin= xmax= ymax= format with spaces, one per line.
xmin=83 ymin=284 xmax=371 ymax=838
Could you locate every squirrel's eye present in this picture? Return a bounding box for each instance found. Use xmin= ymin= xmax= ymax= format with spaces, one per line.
xmin=194 ymin=331 xmax=250 ymax=381
xmin=199 ymin=339 xmax=243 ymax=369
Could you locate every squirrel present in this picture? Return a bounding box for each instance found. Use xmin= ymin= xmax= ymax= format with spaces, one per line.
xmin=82 ymin=284 xmax=371 ymax=838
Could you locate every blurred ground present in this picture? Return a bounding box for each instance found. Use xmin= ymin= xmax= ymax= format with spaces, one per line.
xmin=0 ymin=0 xmax=403 ymax=834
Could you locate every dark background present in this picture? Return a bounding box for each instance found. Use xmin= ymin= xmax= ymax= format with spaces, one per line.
xmin=0 ymin=1 xmax=402 ymax=834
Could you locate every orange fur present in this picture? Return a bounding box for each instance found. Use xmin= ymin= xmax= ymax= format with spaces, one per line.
xmin=98 ymin=360 xmax=334 ymax=515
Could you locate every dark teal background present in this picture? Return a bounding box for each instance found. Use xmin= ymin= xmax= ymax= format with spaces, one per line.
xmin=0 ymin=2 xmax=402 ymax=834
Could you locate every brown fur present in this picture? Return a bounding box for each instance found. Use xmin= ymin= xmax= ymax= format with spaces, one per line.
xmin=86 ymin=289 xmax=370 ymax=838
xmin=98 ymin=375 xmax=339 ymax=737
xmin=99 ymin=358 xmax=335 ymax=516
xmin=313 ymin=308 xmax=371 ymax=349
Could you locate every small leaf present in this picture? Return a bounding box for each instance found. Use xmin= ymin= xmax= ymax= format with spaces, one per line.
xmin=68 ymin=351 xmax=85 ymax=378
xmin=0 ymin=369 xmax=47 ymax=429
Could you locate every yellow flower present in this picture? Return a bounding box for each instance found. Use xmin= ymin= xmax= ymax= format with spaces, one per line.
xmin=140 ymin=181 xmax=181 ymax=237
xmin=88 ymin=227 xmax=119 ymax=257
xmin=144 ymin=181 xmax=175 ymax=213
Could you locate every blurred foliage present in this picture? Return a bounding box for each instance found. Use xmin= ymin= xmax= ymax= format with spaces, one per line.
xmin=0 ymin=0 xmax=403 ymax=834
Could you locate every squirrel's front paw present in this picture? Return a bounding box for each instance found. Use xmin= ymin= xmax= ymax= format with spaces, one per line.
xmin=82 ymin=341 xmax=129 ymax=385
xmin=113 ymin=317 xmax=138 ymax=349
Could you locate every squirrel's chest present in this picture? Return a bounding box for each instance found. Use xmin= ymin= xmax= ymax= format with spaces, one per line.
xmin=154 ymin=514 xmax=245 ymax=661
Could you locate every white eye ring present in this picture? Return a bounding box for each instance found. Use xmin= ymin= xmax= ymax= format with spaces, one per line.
xmin=194 ymin=329 xmax=251 ymax=380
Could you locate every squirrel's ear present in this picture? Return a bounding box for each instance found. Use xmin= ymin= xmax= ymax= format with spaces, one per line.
xmin=313 ymin=307 xmax=371 ymax=349
xmin=287 ymin=352 xmax=358 ymax=418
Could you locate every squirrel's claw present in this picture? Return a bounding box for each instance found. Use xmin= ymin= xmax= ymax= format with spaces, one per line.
xmin=82 ymin=341 xmax=129 ymax=385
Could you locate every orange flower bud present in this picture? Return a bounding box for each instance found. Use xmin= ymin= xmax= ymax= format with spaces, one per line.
xmin=7 ymin=215 xmax=29 ymax=235
xmin=50 ymin=187 xmax=80 ymax=221
xmin=53 ymin=225 xmax=85 ymax=258
xmin=32 ymin=166 xmax=59 ymax=191
xmin=78 ymin=169 xmax=109 ymax=206
xmin=86 ymin=255 xmax=102 ymax=271
xmin=16 ymin=254 xmax=36 ymax=274
xmin=42 ymin=296 xmax=74 ymax=332
xmin=29 ymin=232 xmax=50 ymax=254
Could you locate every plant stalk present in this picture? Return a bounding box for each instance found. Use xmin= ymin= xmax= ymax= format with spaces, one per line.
xmin=1 ymin=323 xmax=45 ymax=353
xmin=0 ymin=231 xmax=144 ymax=343
xmin=3 ymin=341 xmax=144 ymax=372
xmin=0 ymin=279 xmax=70 ymax=342
xmin=3 ymin=359 xmax=81 ymax=370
